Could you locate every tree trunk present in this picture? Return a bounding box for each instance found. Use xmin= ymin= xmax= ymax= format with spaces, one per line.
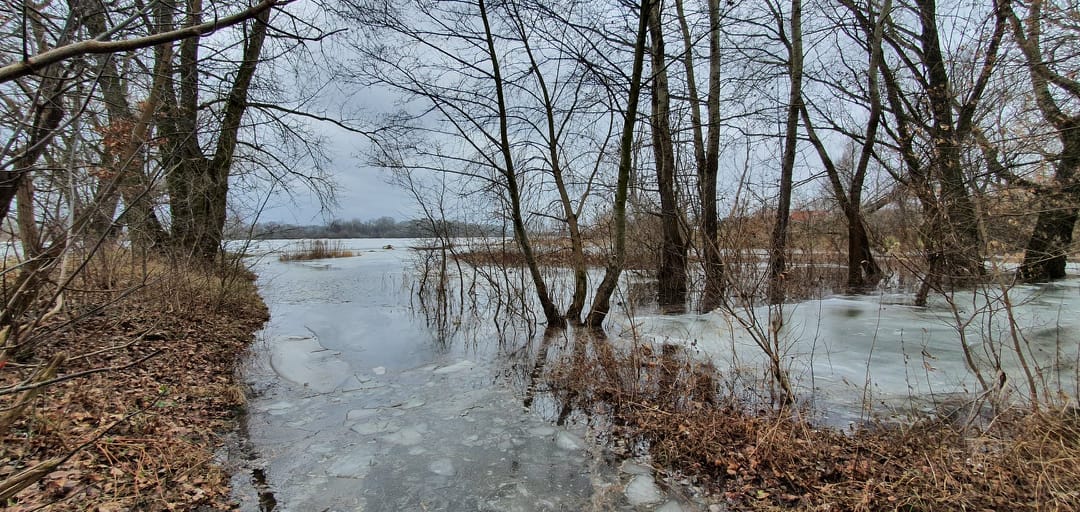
xmin=915 ymin=0 xmax=984 ymax=287
xmin=157 ymin=0 xmax=272 ymax=261
xmin=1020 ymin=126 xmax=1080 ymax=280
xmin=675 ymin=0 xmax=724 ymax=312
xmin=479 ymin=0 xmax=564 ymax=327
xmin=648 ymin=0 xmax=688 ymax=312
xmin=874 ymin=0 xmax=1003 ymax=304
xmin=1005 ymin=0 xmax=1080 ymax=282
xmin=200 ymin=7 xmax=272 ymax=259
xmin=846 ymin=215 xmax=881 ymax=288
xmin=768 ymin=0 xmax=802 ymax=305
xmin=801 ymin=104 xmax=884 ymax=292
xmin=585 ymin=0 xmax=652 ymax=330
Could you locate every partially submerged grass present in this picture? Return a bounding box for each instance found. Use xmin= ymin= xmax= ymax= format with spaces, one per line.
xmin=546 ymin=336 xmax=1080 ymax=511
xmin=278 ymin=239 xmax=355 ymax=262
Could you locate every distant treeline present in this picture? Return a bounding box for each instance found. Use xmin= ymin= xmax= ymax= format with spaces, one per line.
xmin=246 ymin=217 xmax=502 ymax=239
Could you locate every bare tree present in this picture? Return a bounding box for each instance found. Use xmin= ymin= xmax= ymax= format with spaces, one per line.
xmin=334 ymin=0 xmax=575 ymax=326
xmin=155 ymin=0 xmax=273 ymax=259
xmin=798 ymin=0 xmax=892 ymax=291
xmin=1005 ymin=0 xmax=1080 ymax=281
xmin=767 ymin=0 xmax=804 ymax=305
xmin=875 ymin=0 xmax=1005 ymax=304
xmin=0 ymin=0 xmax=285 ymax=226
xmin=584 ymin=0 xmax=651 ymax=329
xmin=647 ymin=0 xmax=689 ymax=312
xmin=674 ymin=0 xmax=726 ymax=312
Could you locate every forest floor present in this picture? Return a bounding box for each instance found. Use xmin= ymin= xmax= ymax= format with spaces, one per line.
xmin=0 ymin=254 xmax=268 ymax=511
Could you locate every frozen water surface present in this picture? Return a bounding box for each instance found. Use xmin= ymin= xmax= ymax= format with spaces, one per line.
xmin=616 ymin=279 xmax=1080 ymax=423
xmin=232 ymin=239 xmax=1080 ymax=510
xmin=232 ymin=239 xmax=682 ymax=511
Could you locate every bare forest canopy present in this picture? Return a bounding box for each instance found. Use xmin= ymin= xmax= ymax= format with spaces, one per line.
xmin=3 ymin=0 xmax=1080 ymax=341
xmin=243 ymin=217 xmax=502 ymax=239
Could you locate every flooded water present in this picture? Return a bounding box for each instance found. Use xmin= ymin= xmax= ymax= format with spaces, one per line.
xmin=622 ymin=281 xmax=1080 ymax=423
xmin=231 ymin=239 xmax=707 ymax=511
xmin=230 ymin=238 xmax=1080 ymax=511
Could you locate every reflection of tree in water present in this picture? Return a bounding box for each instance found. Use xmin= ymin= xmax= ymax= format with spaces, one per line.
xmin=412 ymin=238 xmax=547 ymax=348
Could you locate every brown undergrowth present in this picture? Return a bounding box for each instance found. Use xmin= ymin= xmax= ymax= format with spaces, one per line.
xmin=450 ymin=238 xmax=655 ymax=271
xmin=1 ymin=249 xmax=268 ymax=510
xmin=548 ymin=337 xmax=1080 ymax=511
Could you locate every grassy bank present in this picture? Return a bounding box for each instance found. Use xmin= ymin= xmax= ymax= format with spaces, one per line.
xmin=0 ymin=249 xmax=268 ymax=510
xmin=550 ymin=337 xmax=1080 ymax=511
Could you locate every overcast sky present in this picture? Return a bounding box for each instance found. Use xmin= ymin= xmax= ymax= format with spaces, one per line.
xmin=244 ymin=1 xmax=421 ymax=225
xmin=256 ymin=122 xmax=417 ymax=225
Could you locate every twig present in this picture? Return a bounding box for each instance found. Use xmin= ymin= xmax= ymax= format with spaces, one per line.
xmin=0 ymin=404 xmax=148 ymax=501
xmin=66 ymin=320 xmax=162 ymax=362
xmin=0 ymin=350 xmax=161 ymax=396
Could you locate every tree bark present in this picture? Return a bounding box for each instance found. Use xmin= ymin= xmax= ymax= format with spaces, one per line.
xmin=585 ymin=0 xmax=652 ymax=330
xmin=648 ymin=0 xmax=689 ymax=312
xmin=768 ymin=0 xmax=802 ymax=305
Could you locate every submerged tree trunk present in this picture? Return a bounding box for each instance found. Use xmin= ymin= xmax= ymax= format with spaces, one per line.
xmin=585 ymin=0 xmax=651 ymax=330
xmin=768 ymin=0 xmax=803 ymax=305
xmin=916 ymin=0 xmax=986 ymax=292
xmin=1022 ymin=204 xmax=1078 ymax=280
xmin=676 ymin=0 xmax=724 ymax=312
xmin=800 ymin=0 xmax=888 ymax=292
xmin=1005 ymin=0 xmax=1080 ymax=282
xmin=479 ymin=0 xmax=564 ymax=327
xmin=508 ymin=4 xmax=589 ymax=324
xmin=874 ymin=0 xmax=1003 ymax=304
xmin=1019 ymin=125 xmax=1080 ymax=281
xmin=648 ymin=0 xmax=688 ymax=312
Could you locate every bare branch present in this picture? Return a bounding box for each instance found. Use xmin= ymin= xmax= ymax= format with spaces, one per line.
xmin=0 ymin=0 xmax=292 ymax=84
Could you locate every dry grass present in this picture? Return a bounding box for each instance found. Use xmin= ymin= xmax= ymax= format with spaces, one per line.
xmin=452 ymin=245 xmax=653 ymax=271
xmin=546 ymin=336 xmax=1080 ymax=511
xmin=277 ymin=239 xmax=355 ymax=261
xmin=1 ymin=246 xmax=269 ymax=510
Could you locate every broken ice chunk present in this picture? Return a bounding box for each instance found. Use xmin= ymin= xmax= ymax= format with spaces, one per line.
xmin=555 ymin=431 xmax=584 ymax=451
xmin=428 ymin=458 xmax=456 ymax=476
xmin=624 ymin=474 xmax=664 ymax=506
